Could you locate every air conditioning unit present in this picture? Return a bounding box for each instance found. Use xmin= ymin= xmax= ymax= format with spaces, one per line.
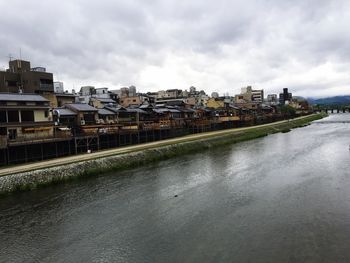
xmin=81 ymin=120 xmax=85 ymax=125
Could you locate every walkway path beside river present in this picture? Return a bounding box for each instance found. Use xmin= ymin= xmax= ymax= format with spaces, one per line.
xmin=0 ymin=115 xmax=315 ymax=177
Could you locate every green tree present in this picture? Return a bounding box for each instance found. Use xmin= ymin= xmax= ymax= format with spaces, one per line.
xmin=280 ymin=105 xmax=296 ymax=118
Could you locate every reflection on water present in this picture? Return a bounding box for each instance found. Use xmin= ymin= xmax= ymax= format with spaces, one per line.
xmin=1 ymin=114 xmax=350 ymax=262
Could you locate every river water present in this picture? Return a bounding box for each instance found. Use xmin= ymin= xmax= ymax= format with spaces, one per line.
xmin=1 ymin=114 xmax=350 ymax=263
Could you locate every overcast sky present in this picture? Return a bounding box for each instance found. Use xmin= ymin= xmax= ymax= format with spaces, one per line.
xmin=0 ymin=0 xmax=349 ymax=97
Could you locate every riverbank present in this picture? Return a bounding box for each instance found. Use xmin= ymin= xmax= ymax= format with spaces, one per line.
xmin=0 ymin=114 xmax=325 ymax=195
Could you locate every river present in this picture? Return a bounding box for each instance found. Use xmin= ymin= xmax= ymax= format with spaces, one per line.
xmin=1 ymin=114 xmax=350 ymax=263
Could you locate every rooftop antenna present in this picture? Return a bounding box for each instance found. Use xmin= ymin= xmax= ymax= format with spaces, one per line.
xmin=19 ymin=48 xmax=22 ymax=61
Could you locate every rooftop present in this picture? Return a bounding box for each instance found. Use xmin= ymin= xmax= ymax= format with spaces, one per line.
xmin=65 ymin=103 xmax=98 ymax=112
xmin=0 ymin=93 xmax=49 ymax=102
xmin=92 ymin=98 xmax=116 ymax=103
xmin=52 ymin=108 xmax=77 ymax=116
xmin=98 ymin=108 xmax=115 ymax=115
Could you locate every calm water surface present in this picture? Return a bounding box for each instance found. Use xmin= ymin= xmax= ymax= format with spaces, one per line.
xmin=1 ymin=114 xmax=350 ymax=263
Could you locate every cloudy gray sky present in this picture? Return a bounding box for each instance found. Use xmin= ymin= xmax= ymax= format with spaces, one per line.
xmin=0 ymin=0 xmax=349 ymax=97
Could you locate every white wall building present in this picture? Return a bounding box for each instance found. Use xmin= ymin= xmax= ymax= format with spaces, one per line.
xmin=54 ymin=82 xmax=64 ymax=93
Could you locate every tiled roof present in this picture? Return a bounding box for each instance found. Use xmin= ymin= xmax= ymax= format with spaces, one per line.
xmin=105 ymin=106 xmax=127 ymax=113
xmin=126 ymin=108 xmax=148 ymax=114
xmin=153 ymin=108 xmax=180 ymax=113
xmin=0 ymin=93 xmax=49 ymax=102
xmin=65 ymin=103 xmax=98 ymax=112
xmin=98 ymin=108 xmax=115 ymax=115
xmin=52 ymin=108 xmax=77 ymax=116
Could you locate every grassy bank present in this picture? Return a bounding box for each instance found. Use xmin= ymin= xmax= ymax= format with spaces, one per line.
xmin=0 ymin=113 xmax=325 ymax=195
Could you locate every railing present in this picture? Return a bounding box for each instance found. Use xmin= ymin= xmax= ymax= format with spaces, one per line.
xmin=5 ymin=132 xmax=72 ymax=145
xmin=218 ymin=116 xmax=240 ymax=122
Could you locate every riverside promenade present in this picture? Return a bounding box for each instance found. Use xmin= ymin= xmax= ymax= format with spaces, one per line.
xmin=0 ymin=115 xmax=321 ymax=178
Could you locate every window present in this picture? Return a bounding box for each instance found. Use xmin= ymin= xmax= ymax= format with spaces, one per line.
xmin=83 ymin=113 xmax=95 ymax=124
xmin=45 ymin=110 xmax=49 ymax=118
xmin=7 ymin=110 xmax=19 ymax=123
xmin=0 ymin=127 xmax=6 ymax=136
xmin=40 ymin=79 xmax=53 ymax=85
xmin=6 ymin=80 xmax=17 ymax=87
xmin=8 ymin=129 xmax=17 ymax=140
xmin=21 ymin=111 xmax=34 ymax=122
xmin=0 ymin=111 xmax=6 ymax=123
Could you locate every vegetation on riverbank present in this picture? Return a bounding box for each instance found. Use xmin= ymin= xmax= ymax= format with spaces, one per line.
xmin=0 ymin=114 xmax=325 ymax=196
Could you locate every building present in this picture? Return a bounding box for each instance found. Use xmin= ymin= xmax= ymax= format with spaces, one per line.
xmin=251 ymin=89 xmax=264 ymax=102
xmin=0 ymin=93 xmax=54 ymax=147
xmin=279 ymin=88 xmax=292 ymax=105
xmin=234 ymin=86 xmax=264 ymax=103
xmin=64 ymin=103 xmax=99 ymax=126
xmin=120 ymin=95 xmax=150 ymax=108
xmin=0 ymin=59 xmax=54 ymax=94
xmin=53 ymin=93 xmax=77 ymax=107
xmin=267 ymin=94 xmax=278 ymax=105
xmin=90 ymin=97 xmax=117 ymax=109
xmin=206 ymin=98 xmax=225 ymax=109
xmin=80 ymin=86 xmax=95 ymax=96
xmin=211 ymin=92 xmax=219 ymax=98
xmin=54 ymin=82 xmax=64 ymax=93
xmin=120 ymin=87 xmax=129 ymax=98
xmin=167 ymin=89 xmax=182 ymax=98
xmin=52 ymin=107 xmax=77 ymax=128
xmin=129 ymin=86 xmax=137 ymax=97
xmin=94 ymin=87 xmax=109 ymax=99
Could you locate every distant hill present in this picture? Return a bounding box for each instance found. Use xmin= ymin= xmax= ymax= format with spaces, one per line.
xmin=307 ymin=96 xmax=350 ymax=105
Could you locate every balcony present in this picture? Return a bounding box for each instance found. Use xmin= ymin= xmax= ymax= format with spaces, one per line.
xmin=218 ymin=116 xmax=240 ymax=122
xmin=5 ymin=127 xmax=72 ymax=146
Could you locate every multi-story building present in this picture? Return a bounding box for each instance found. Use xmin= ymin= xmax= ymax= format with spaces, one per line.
xmin=234 ymin=86 xmax=264 ymax=103
xmin=120 ymin=87 xmax=129 ymax=98
xmin=251 ymin=89 xmax=264 ymax=102
xmin=94 ymin=88 xmax=109 ymax=99
xmin=267 ymin=94 xmax=278 ymax=105
xmin=0 ymin=59 xmax=54 ymax=94
xmin=129 ymin=86 xmax=137 ymax=97
xmin=80 ymin=86 xmax=95 ymax=96
xmin=279 ymin=88 xmax=292 ymax=105
xmin=0 ymin=93 xmax=54 ymax=146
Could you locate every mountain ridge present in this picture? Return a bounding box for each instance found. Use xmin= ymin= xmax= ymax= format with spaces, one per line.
xmin=307 ymin=95 xmax=350 ymax=105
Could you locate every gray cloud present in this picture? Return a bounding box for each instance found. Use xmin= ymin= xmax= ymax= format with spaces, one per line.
xmin=0 ymin=0 xmax=349 ymax=97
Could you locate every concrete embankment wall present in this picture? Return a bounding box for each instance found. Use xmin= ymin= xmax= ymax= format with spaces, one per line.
xmin=0 ymin=114 xmax=324 ymax=195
